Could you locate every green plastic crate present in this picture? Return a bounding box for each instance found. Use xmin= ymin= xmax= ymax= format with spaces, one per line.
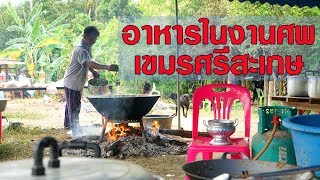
xmin=258 ymin=106 xmax=297 ymax=134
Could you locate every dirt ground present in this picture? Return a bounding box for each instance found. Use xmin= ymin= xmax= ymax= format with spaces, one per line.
xmin=2 ymin=96 xmax=259 ymax=135
xmin=2 ymin=95 xmax=260 ymax=179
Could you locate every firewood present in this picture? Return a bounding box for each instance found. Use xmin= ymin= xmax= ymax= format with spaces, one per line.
xmin=160 ymin=134 xmax=188 ymax=145
xmin=159 ymin=129 xmax=210 ymax=138
xmin=104 ymin=140 xmax=120 ymax=157
xmin=152 ymin=135 xmax=166 ymax=147
xmin=63 ymin=135 xmax=187 ymax=159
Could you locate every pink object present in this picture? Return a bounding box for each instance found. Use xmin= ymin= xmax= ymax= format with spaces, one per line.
xmin=187 ymin=84 xmax=251 ymax=162
xmin=0 ymin=73 xmax=5 ymax=82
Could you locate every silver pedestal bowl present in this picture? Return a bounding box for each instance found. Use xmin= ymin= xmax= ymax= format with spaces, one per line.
xmin=203 ymin=119 xmax=238 ymax=145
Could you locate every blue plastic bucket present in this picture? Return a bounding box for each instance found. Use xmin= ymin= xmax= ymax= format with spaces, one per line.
xmin=282 ymin=114 xmax=320 ymax=177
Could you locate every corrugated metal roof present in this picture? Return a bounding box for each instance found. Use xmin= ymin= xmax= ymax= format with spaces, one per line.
xmin=230 ymin=0 xmax=320 ymax=8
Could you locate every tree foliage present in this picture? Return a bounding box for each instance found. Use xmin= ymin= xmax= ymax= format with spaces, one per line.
xmin=98 ymin=0 xmax=142 ymax=22
xmin=0 ymin=5 xmax=21 ymax=51
xmin=1 ymin=1 xmax=70 ymax=80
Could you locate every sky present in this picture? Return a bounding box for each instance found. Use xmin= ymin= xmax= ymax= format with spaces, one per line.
xmin=0 ymin=0 xmax=27 ymax=6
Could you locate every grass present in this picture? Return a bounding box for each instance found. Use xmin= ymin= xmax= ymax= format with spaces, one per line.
xmin=126 ymin=155 xmax=187 ymax=179
xmin=0 ymin=98 xmax=304 ymax=179
xmin=0 ymin=126 xmax=69 ymax=161
xmin=0 ymin=125 xmax=187 ymax=179
xmin=3 ymin=111 xmax=47 ymax=121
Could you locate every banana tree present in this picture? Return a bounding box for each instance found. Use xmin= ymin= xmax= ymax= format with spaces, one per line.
xmin=1 ymin=1 xmax=69 ymax=82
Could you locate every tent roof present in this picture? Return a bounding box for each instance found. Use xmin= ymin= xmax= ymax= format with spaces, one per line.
xmin=231 ymin=0 xmax=320 ymax=8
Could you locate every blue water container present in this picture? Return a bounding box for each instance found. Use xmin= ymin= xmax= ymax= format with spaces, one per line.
xmin=282 ymin=114 xmax=320 ymax=177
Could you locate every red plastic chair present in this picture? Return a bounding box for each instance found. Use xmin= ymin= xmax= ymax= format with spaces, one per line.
xmin=187 ymin=84 xmax=251 ymax=162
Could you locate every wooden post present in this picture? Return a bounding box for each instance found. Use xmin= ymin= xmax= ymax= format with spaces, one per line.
xmin=268 ymin=81 xmax=274 ymax=106
xmin=274 ymin=80 xmax=277 ymax=96
xmin=279 ymin=76 xmax=283 ymax=95
xmin=135 ymin=80 xmax=138 ymax=94
xmin=227 ymin=72 xmax=232 ymax=84
xmin=15 ymin=66 xmax=18 ymax=79
xmin=241 ymin=75 xmax=244 ymax=86
xmin=100 ymin=117 xmax=109 ymax=142
xmin=280 ymin=74 xmax=284 ymax=96
xmin=5 ymin=65 xmax=8 ymax=81
xmin=264 ymin=75 xmax=269 ymax=106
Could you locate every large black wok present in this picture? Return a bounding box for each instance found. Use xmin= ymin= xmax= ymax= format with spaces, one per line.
xmin=182 ymin=159 xmax=313 ymax=180
xmin=87 ymin=95 xmax=160 ymax=121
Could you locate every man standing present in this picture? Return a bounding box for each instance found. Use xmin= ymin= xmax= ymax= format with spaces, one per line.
xmin=63 ymin=26 xmax=118 ymax=131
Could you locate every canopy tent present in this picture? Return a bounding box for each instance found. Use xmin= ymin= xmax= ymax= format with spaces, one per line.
xmin=174 ymin=0 xmax=320 ymax=127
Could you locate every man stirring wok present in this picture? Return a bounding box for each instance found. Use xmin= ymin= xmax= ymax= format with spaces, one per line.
xmin=63 ymin=26 xmax=118 ymax=133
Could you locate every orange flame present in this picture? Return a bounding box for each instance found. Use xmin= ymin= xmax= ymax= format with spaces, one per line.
xmin=106 ymin=123 xmax=141 ymax=141
xmin=148 ymin=120 xmax=160 ymax=136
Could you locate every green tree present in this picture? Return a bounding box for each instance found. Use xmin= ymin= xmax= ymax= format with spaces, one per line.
xmin=138 ymin=0 xmax=174 ymax=16
xmin=98 ymin=0 xmax=142 ymax=22
xmin=227 ymin=1 xmax=320 ymax=71
xmin=0 ymin=5 xmax=20 ymax=51
xmin=29 ymin=0 xmax=69 ymax=24
xmin=1 ymin=2 xmax=70 ymax=81
xmin=138 ymin=0 xmax=228 ymax=17
xmin=93 ymin=18 xmax=120 ymax=83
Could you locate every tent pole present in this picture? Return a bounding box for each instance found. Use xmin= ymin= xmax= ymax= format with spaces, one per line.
xmin=175 ymin=0 xmax=181 ymax=129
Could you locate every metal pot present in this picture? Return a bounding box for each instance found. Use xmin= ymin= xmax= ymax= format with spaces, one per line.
xmin=0 ymin=137 xmax=162 ymax=180
xmin=182 ymin=159 xmax=314 ymax=180
xmin=88 ymin=78 xmax=109 ymax=95
xmin=287 ymin=76 xmax=308 ymax=97
xmin=142 ymin=114 xmax=174 ymax=129
xmin=203 ymin=119 xmax=238 ymax=145
xmin=308 ymin=76 xmax=320 ymax=98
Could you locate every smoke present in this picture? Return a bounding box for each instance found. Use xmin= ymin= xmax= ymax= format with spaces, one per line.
xmin=69 ymin=125 xmax=101 ymax=138
xmin=67 ymin=95 xmax=106 ymax=137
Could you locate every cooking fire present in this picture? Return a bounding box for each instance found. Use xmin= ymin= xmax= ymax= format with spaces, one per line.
xmin=106 ymin=123 xmax=141 ymax=141
xmin=60 ymin=119 xmax=187 ymax=159
xmin=105 ymin=121 xmax=161 ymax=142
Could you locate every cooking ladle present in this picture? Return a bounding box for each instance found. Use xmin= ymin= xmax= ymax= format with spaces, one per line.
xmin=228 ymin=164 xmax=320 ymax=179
